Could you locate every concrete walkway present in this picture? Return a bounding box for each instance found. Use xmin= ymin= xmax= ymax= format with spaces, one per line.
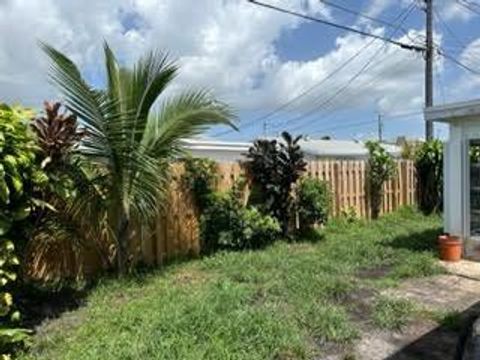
xmin=349 ymin=260 xmax=480 ymax=360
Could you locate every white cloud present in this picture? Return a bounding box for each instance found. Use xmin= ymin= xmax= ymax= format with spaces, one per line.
xmin=441 ymin=0 xmax=475 ymax=22
xmin=0 ymin=0 xmax=443 ymax=132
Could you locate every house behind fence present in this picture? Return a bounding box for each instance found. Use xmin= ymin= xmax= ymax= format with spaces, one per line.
xmin=25 ymin=159 xmax=416 ymax=281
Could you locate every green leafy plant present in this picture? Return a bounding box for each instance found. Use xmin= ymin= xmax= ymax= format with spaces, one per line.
xmin=297 ymin=178 xmax=331 ymax=232
xmin=40 ymin=42 xmax=236 ymax=274
xmin=0 ymin=104 xmax=47 ymax=357
xmin=245 ymin=131 xmax=307 ymax=235
xmin=415 ymin=140 xmax=443 ymax=214
xmin=182 ymin=156 xmax=218 ymax=211
xmin=339 ymin=206 xmax=358 ymax=223
xmin=373 ymin=296 xmax=416 ymax=330
xmin=200 ymin=188 xmax=280 ymax=254
xmin=365 ymin=141 xmax=396 ymax=219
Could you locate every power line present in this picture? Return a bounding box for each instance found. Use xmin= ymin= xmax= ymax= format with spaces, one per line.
xmin=455 ymin=0 xmax=480 ymax=16
xmin=211 ymin=37 xmax=378 ymax=138
xmin=310 ymin=119 xmax=376 ymax=135
xmin=438 ymin=49 xmax=480 ymax=76
xmin=285 ymin=51 xmax=417 ymax=134
xmin=247 ymin=0 xmax=425 ymax=52
xmin=319 ymin=0 xmax=411 ymax=32
xmin=433 ymin=7 xmax=468 ymax=50
xmin=272 ymin=3 xmax=417 ymax=133
xmin=320 ymin=0 xmax=425 ymax=48
xmin=213 ymin=1 xmax=420 ymax=139
xmin=309 ymin=109 xmax=424 ymax=137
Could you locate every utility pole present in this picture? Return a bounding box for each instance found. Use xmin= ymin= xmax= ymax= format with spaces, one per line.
xmin=377 ymin=113 xmax=383 ymax=142
xmin=425 ymin=0 xmax=434 ymax=140
xmin=263 ymin=118 xmax=268 ymax=138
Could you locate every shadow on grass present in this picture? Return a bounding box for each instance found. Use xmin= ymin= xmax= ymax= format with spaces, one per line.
xmin=385 ymin=301 xmax=480 ymax=360
xmin=385 ymin=227 xmax=443 ymax=253
xmin=17 ymin=254 xmax=197 ymax=329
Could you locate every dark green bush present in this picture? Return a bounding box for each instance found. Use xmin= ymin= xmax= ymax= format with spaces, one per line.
xmin=245 ymin=131 xmax=306 ymax=235
xmin=200 ymin=190 xmax=280 ymax=254
xmin=415 ymin=140 xmax=443 ymax=214
xmin=297 ymin=178 xmax=331 ymax=231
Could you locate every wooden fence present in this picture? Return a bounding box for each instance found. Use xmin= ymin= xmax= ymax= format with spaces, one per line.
xmin=25 ymin=159 xmax=416 ymax=280
xmin=137 ymin=159 xmax=416 ymax=266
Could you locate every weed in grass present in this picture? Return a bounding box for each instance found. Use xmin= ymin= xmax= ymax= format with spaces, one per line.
xmin=302 ymin=302 xmax=359 ymax=343
xmin=372 ymin=296 xmax=417 ymax=330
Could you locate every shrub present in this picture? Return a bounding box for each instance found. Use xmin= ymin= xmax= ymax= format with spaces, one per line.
xmin=0 ymin=104 xmax=47 ymax=356
xmin=245 ymin=131 xmax=307 ymax=235
xmin=415 ymin=140 xmax=443 ymax=214
xmin=182 ymin=156 xmax=218 ymax=211
xmin=200 ymin=190 xmax=280 ymax=253
xmin=365 ymin=141 xmax=396 ymax=219
xmin=297 ymin=178 xmax=331 ymax=231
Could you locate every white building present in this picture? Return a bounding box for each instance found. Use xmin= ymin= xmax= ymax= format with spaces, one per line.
xmin=425 ymin=99 xmax=480 ymax=259
xmin=181 ymin=137 xmax=401 ymax=163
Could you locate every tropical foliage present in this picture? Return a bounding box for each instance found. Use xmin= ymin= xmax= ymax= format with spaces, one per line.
xmin=29 ymin=101 xmax=108 ymax=282
xmin=0 ymin=104 xmax=46 ymax=357
xmin=415 ymin=140 xmax=443 ymax=214
xmin=365 ymin=141 xmax=396 ymax=219
xmin=30 ymin=101 xmax=86 ymax=168
xmin=297 ymin=178 xmax=331 ymax=232
xmin=40 ymin=42 xmax=235 ymax=273
xmin=245 ymin=132 xmax=307 ymax=235
xmin=200 ymin=186 xmax=281 ymax=253
xmin=182 ymin=156 xmax=218 ymax=211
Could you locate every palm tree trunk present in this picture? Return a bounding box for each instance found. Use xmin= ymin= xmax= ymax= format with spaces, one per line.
xmin=115 ymin=208 xmax=130 ymax=275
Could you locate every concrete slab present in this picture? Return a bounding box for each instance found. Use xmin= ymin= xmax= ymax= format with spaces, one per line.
xmin=340 ymin=260 xmax=480 ymax=360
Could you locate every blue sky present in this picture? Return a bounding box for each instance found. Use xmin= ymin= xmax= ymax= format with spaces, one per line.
xmin=0 ymin=0 xmax=479 ymax=142
xmin=205 ymin=0 xmax=480 ymax=142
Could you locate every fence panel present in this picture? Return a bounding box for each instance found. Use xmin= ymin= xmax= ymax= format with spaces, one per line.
xmin=26 ymin=159 xmax=417 ymax=280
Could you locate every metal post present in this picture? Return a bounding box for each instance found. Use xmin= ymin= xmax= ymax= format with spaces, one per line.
xmin=425 ymin=0 xmax=434 ymax=140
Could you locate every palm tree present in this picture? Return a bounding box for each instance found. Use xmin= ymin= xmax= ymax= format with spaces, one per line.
xmin=40 ymin=42 xmax=236 ymax=273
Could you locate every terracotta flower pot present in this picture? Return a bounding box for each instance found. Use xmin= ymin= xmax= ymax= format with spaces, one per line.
xmin=439 ymin=235 xmax=462 ymax=262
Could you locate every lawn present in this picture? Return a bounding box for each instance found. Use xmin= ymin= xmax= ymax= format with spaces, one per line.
xmin=21 ymin=208 xmax=443 ymax=360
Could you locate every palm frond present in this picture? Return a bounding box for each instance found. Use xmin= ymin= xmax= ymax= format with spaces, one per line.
xmin=143 ymin=90 xmax=236 ymax=159
xmin=40 ymin=42 xmax=114 ymax=164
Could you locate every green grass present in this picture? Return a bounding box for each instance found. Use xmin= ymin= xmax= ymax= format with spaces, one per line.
xmin=21 ymin=208 xmax=443 ymax=360
xmin=372 ymin=296 xmax=417 ymax=330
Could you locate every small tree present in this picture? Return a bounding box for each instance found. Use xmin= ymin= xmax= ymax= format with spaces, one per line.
xmin=366 ymin=141 xmax=396 ymax=219
xmin=41 ymin=42 xmax=235 ymax=274
xmin=415 ymin=140 xmax=443 ymax=214
xmin=245 ymin=132 xmax=307 ymax=235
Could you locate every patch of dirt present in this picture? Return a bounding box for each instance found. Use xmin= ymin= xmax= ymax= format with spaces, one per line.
xmin=312 ymin=338 xmax=352 ymax=360
xmin=340 ymin=287 xmax=376 ymax=326
xmin=356 ymin=265 xmax=392 ymax=280
xmin=172 ymin=268 xmax=212 ymax=286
